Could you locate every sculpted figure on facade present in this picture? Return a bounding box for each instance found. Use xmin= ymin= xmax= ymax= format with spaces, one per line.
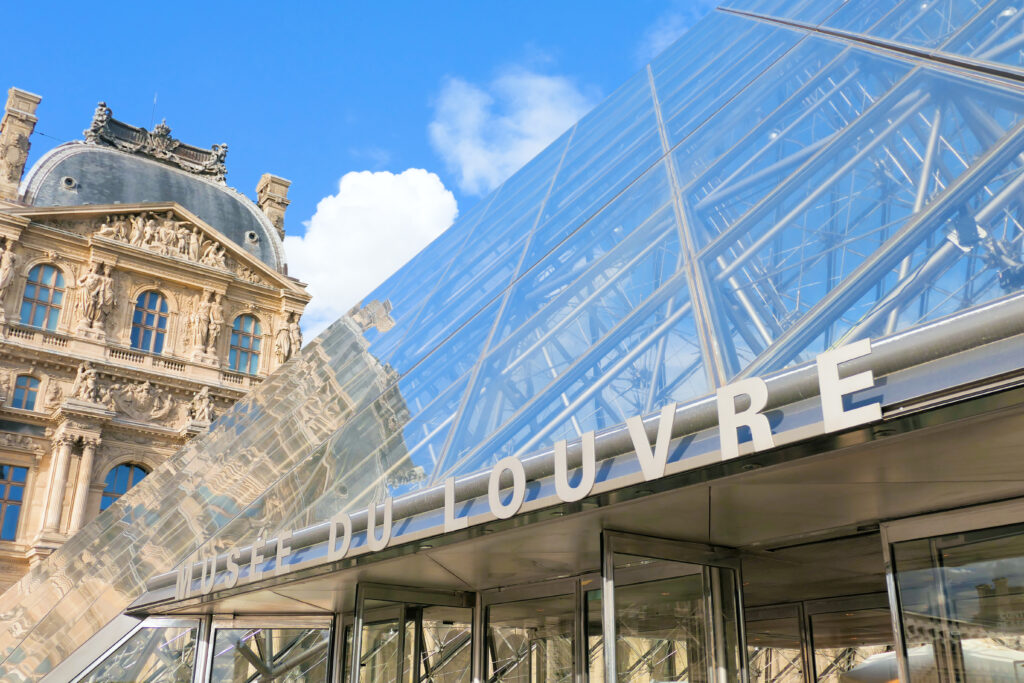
xmin=83 ymin=101 xmax=111 ymax=143
xmin=76 ymin=262 xmax=103 ymax=328
xmin=76 ymin=261 xmax=114 ymax=333
xmin=188 ymin=386 xmax=215 ymax=423
xmin=289 ymin=314 xmax=302 ymax=357
xmin=187 ymin=228 xmax=201 ymax=261
xmin=128 ymin=214 xmax=144 ymax=246
xmin=107 ymin=380 xmax=175 ymax=421
xmin=42 ymin=381 xmax=62 ymax=411
xmin=0 ymin=238 xmax=18 ymax=296
xmin=201 ymin=243 xmax=227 ymax=268
xmin=70 ymin=361 xmax=99 ymax=402
xmin=191 ymin=292 xmax=213 ymax=351
xmin=207 ymin=294 xmax=224 ymax=354
xmin=274 ymin=313 xmax=297 ymax=363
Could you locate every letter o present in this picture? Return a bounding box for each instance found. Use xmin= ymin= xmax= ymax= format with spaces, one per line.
xmin=488 ymin=456 xmax=527 ymax=519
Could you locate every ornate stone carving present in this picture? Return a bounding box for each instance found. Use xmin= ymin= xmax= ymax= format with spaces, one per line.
xmin=83 ymin=103 xmax=228 ymax=181
xmin=104 ymin=380 xmax=176 ymax=422
xmin=70 ymin=361 xmax=100 ymax=402
xmin=188 ymin=386 xmax=215 ymax=423
xmin=90 ymin=210 xmax=267 ymax=285
xmin=349 ymin=299 xmax=395 ymax=333
xmin=274 ymin=312 xmax=302 ymax=363
xmin=75 ymin=261 xmax=115 ymax=337
xmin=42 ymin=381 xmax=62 ymax=412
xmin=186 ymin=291 xmax=225 ymax=363
xmin=0 ymin=431 xmax=38 ymax=452
xmin=1 ymin=133 xmax=29 ymax=183
xmin=0 ymin=237 xmax=18 ymax=325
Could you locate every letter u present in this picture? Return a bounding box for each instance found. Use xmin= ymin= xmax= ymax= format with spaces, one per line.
xmin=366 ymin=497 xmax=393 ymax=552
xmin=554 ymin=432 xmax=596 ymax=502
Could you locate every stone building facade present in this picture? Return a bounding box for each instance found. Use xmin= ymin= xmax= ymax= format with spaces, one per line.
xmin=0 ymin=87 xmax=310 ymax=591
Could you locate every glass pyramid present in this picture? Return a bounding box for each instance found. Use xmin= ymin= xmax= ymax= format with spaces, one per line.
xmin=5 ymin=0 xmax=1024 ymax=677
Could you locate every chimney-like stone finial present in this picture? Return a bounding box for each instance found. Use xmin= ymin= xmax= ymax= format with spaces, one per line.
xmin=0 ymin=87 xmax=42 ymax=201
xmin=256 ymin=173 xmax=291 ymax=241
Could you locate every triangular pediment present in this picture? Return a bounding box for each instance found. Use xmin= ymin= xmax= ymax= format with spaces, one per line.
xmin=7 ymin=202 xmax=305 ymax=295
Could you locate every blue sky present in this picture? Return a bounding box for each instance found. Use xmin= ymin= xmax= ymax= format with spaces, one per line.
xmin=4 ymin=1 xmax=714 ymax=333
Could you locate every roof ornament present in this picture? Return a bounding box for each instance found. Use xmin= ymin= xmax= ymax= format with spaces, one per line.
xmin=82 ymin=101 xmax=228 ymax=182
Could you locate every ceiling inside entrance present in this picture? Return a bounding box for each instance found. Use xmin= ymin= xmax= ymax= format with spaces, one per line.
xmin=6 ymin=0 xmax=1024 ymax=678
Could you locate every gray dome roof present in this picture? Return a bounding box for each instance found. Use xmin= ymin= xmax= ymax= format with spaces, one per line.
xmin=21 ymin=142 xmax=286 ymax=271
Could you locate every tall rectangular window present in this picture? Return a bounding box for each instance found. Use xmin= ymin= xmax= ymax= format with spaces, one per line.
xmin=0 ymin=465 xmax=27 ymax=541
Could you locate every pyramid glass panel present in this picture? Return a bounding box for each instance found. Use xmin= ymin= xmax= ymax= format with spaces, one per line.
xmin=4 ymin=2 xmax=1024 ymax=679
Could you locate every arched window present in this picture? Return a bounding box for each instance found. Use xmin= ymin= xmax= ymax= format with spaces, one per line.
xmin=100 ymin=463 xmax=149 ymax=511
xmin=11 ymin=376 xmax=39 ymax=410
xmin=130 ymin=291 xmax=169 ymax=354
xmin=20 ymin=264 xmax=65 ymax=331
xmin=229 ymin=315 xmax=262 ymax=375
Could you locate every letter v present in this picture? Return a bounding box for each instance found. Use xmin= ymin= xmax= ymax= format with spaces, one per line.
xmin=625 ymin=403 xmax=676 ymax=481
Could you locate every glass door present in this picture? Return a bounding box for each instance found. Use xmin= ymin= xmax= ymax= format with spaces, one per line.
xmin=346 ymin=584 xmax=474 ymax=683
xmin=600 ymin=531 xmax=748 ymax=683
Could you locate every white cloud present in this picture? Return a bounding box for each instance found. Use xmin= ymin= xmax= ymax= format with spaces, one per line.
xmin=428 ymin=68 xmax=597 ymax=196
xmin=285 ymin=169 xmax=458 ymax=337
xmin=636 ymin=3 xmax=716 ymax=64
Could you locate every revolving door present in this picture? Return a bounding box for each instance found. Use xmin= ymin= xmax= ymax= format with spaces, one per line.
xmin=343 ymin=532 xmax=748 ymax=683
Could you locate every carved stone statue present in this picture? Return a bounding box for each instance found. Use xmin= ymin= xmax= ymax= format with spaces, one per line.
xmin=0 ymin=238 xmax=18 ymax=296
xmin=288 ymin=314 xmax=302 ymax=356
xmin=96 ymin=216 xmax=118 ymax=238
xmin=274 ymin=315 xmax=293 ymax=363
xmin=207 ymin=294 xmax=224 ymax=354
xmin=188 ymin=228 xmax=202 ymax=261
xmin=42 ymin=381 xmax=62 ymax=411
xmin=76 ymin=262 xmax=105 ymax=329
xmin=188 ymin=386 xmax=215 ymax=423
xmin=70 ymin=361 xmax=99 ymax=402
xmin=201 ymin=243 xmax=226 ymax=268
xmin=84 ymin=101 xmax=111 ymax=143
xmin=192 ymin=293 xmax=212 ymax=350
xmin=128 ymin=214 xmax=144 ymax=246
xmin=99 ymin=264 xmax=115 ymax=321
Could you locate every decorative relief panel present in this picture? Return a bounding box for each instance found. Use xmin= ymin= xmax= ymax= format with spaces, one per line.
xmin=90 ymin=212 xmax=270 ymax=287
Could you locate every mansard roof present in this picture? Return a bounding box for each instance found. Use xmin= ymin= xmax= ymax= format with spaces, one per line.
xmin=19 ymin=109 xmax=285 ymax=272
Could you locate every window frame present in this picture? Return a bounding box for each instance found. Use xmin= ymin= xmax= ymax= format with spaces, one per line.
xmin=0 ymin=464 xmax=28 ymax=541
xmin=130 ymin=291 xmax=170 ymax=354
xmin=100 ymin=463 xmax=150 ymax=511
xmin=20 ymin=263 xmax=65 ymax=331
xmin=11 ymin=375 xmax=40 ymax=411
xmin=228 ymin=314 xmax=263 ymax=375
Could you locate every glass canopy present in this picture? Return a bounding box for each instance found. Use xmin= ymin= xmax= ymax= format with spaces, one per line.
xmin=4 ymin=0 xmax=1024 ymax=678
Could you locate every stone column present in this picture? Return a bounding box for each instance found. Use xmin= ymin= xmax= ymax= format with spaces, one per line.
xmin=42 ymin=435 xmax=75 ymax=533
xmin=67 ymin=437 xmax=99 ymax=534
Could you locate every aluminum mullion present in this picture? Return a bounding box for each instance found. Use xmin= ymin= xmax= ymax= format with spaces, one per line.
xmin=886 ymin=106 xmax=944 ymax=334
xmin=430 ymin=127 xmax=577 ymax=483
xmin=699 ymin=74 xmax=924 ymax=262
xmin=739 ymin=109 xmax=1024 ymax=378
xmin=647 ymin=64 xmax=727 ymax=387
xmin=716 ymin=92 xmax=928 ymax=282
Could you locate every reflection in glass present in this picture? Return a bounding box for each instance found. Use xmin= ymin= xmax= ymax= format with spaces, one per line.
xmin=412 ymin=607 xmax=473 ymax=683
xmin=361 ymin=619 xmax=402 ymax=683
xmin=809 ymin=609 xmax=894 ymax=681
xmin=747 ymin=616 xmax=803 ymax=682
xmin=211 ymin=627 xmax=330 ymax=682
xmin=487 ymin=594 xmax=575 ymax=683
xmin=9 ymin=0 xmax=1024 ymax=676
xmin=612 ymin=554 xmax=743 ymax=683
xmin=80 ymin=625 xmax=197 ymax=683
xmin=893 ymin=522 xmax=1024 ymax=681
